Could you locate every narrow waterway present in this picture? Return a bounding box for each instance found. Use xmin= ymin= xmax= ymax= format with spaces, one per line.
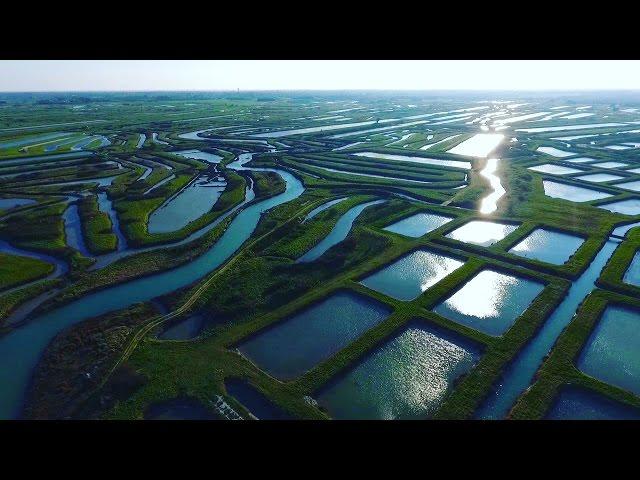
xmin=475 ymin=239 xmax=621 ymax=419
xmin=0 ymin=152 xmax=304 ymax=419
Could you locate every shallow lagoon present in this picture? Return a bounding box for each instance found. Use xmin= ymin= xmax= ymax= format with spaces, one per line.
xmin=546 ymin=386 xmax=640 ymax=420
xmin=509 ymin=228 xmax=585 ymax=265
xmin=543 ymin=180 xmax=613 ymax=202
xmin=360 ymin=249 xmax=464 ymax=301
xmin=433 ymin=269 xmax=545 ymax=336
xmin=148 ymin=176 xmax=226 ymax=234
xmin=598 ymin=199 xmax=640 ymax=216
xmin=446 ymin=220 xmax=517 ymax=247
xmin=173 ymin=149 xmax=223 ymax=164
xmin=578 ymin=305 xmax=640 ymax=396
xmin=159 ymin=315 xmax=203 ymax=340
xmin=576 ymin=173 xmax=625 ymax=183
xmin=383 ymin=212 xmax=453 ymax=238
xmin=237 ymin=291 xmax=392 ymax=380
xmin=316 ymin=321 xmax=481 ymax=420
xmin=528 ymin=164 xmax=583 ymax=175
xmin=624 ymin=251 xmax=640 ymax=286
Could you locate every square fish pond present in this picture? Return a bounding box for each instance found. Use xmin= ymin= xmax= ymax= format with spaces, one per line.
xmin=508 ymin=228 xmax=585 ymax=265
xmin=615 ymin=180 xmax=640 ymax=192
xmin=432 ymin=269 xmax=545 ymax=336
xmin=543 ymin=180 xmax=613 ymax=202
xmin=236 ymin=291 xmax=392 ymax=380
xmin=359 ymin=249 xmax=465 ymax=301
xmin=578 ymin=305 xmax=640 ymax=396
xmin=315 ymin=320 xmax=482 ymax=420
xmin=597 ymin=198 xmax=640 ymax=216
xmin=545 ymin=386 xmax=640 ymax=420
xmin=383 ymin=212 xmax=453 ymax=238
xmin=445 ymin=220 xmax=518 ymax=247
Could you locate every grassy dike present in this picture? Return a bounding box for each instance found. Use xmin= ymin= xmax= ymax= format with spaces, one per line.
xmin=77 ymin=195 xmax=117 ymax=255
xmin=509 ymin=289 xmax=640 ymax=419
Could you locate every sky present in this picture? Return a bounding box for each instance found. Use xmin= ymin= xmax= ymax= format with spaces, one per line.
xmin=1 ymin=60 xmax=639 ymax=92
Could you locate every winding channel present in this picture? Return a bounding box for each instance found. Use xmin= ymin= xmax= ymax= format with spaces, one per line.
xmin=0 ymin=151 xmax=305 ymax=419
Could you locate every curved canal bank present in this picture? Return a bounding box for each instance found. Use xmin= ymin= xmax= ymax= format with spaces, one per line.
xmin=0 ymin=151 xmax=305 ymax=419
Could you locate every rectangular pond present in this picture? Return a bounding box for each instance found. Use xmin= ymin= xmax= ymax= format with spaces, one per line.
xmin=383 ymin=212 xmax=453 ymax=238
xmin=614 ymin=180 xmax=640 ymax=192
xmin=446 ymin=133 xmax=504 ymax=158
xmin=578 ymin=305 xmax=640 ymax=396
xmin=546 ymin=386 xmax=640 ymax=420
xmin=237 ymin=291 xmax=392 ymax=380
xmin=597 ymin=199 xmax=640 ymax=216
xmin=624 ymin=251 xmax=640 ymax=286
xmin=565 ymin=157 xmax=596 ymax=164
xmin=536 ymin=146 xmax=575 ymax=158
xmin=575 ymin=173 xmax=625 ymax=183
xmin=446 ymin=220 xmax=518 ymax=247
xmin=224 ymin=378 xmax=293 ymax=420
xmin=315 ymin=320 xmax=482 ymax=420
xmin=508 ymin=228 xmax=585 ymax=265
xmin=592 ymin=161 xmax=629 ymax=169
xmin=528 ymin=164 xmax=584 ymax=176
xmin=543 ymin=180 xmax=613 ymax=202
xmin=352 ymin=152 xmax=471 ymax=170
xmin=360 ymin=249 xmax=465 ymax=301
xmin=432 ymin=269 xmax=545 ymax=336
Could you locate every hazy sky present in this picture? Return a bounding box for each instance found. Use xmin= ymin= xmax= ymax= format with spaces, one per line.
xmin=1 ymin=60 xmax=639 ymax=92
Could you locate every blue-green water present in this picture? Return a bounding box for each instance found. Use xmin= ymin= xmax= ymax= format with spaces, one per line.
xmin=63 ymin=204 xmax=91 ymax=257
xmin=316 ymin=320 xmax=482 ymax=419
xmin=578 ymin=305 xmax=640 ymax=396
xmin=433 ymin=269 xmax=545 ymax=336
xmin=383 ymin=212 xmax=453 ymax=238
xmin=360 ymin=249 xmax=464 ymax=301
xmin=237 ymin=291 xmax=391 ymax=380
xmin=624 ymin=251 xmax=640 ymax=286
xmin=476 ymin=240 xmax=620 ymax=419
xmin=0 ymin=154 xmax=304 ymax=419
xmin=615 ymin=180 xmax=640 ymax=192
xmin=97 ymin=193 xmax=127 ymax=251
xmin=509 ymin=228 xmax=585 ymax=265
xmin=546 ymin=386 xmax=640 ymax=420
xmin=224 ymin=378 xmax=293 ymax=420
xmin=297 ymin=199 xmax=385 ymax=263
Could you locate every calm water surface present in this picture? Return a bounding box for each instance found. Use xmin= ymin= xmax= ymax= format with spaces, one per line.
xmin=509 ymin=228 xmax=585 ymax=265
xmin=316 ymin=321 xmax=482 ymax=419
